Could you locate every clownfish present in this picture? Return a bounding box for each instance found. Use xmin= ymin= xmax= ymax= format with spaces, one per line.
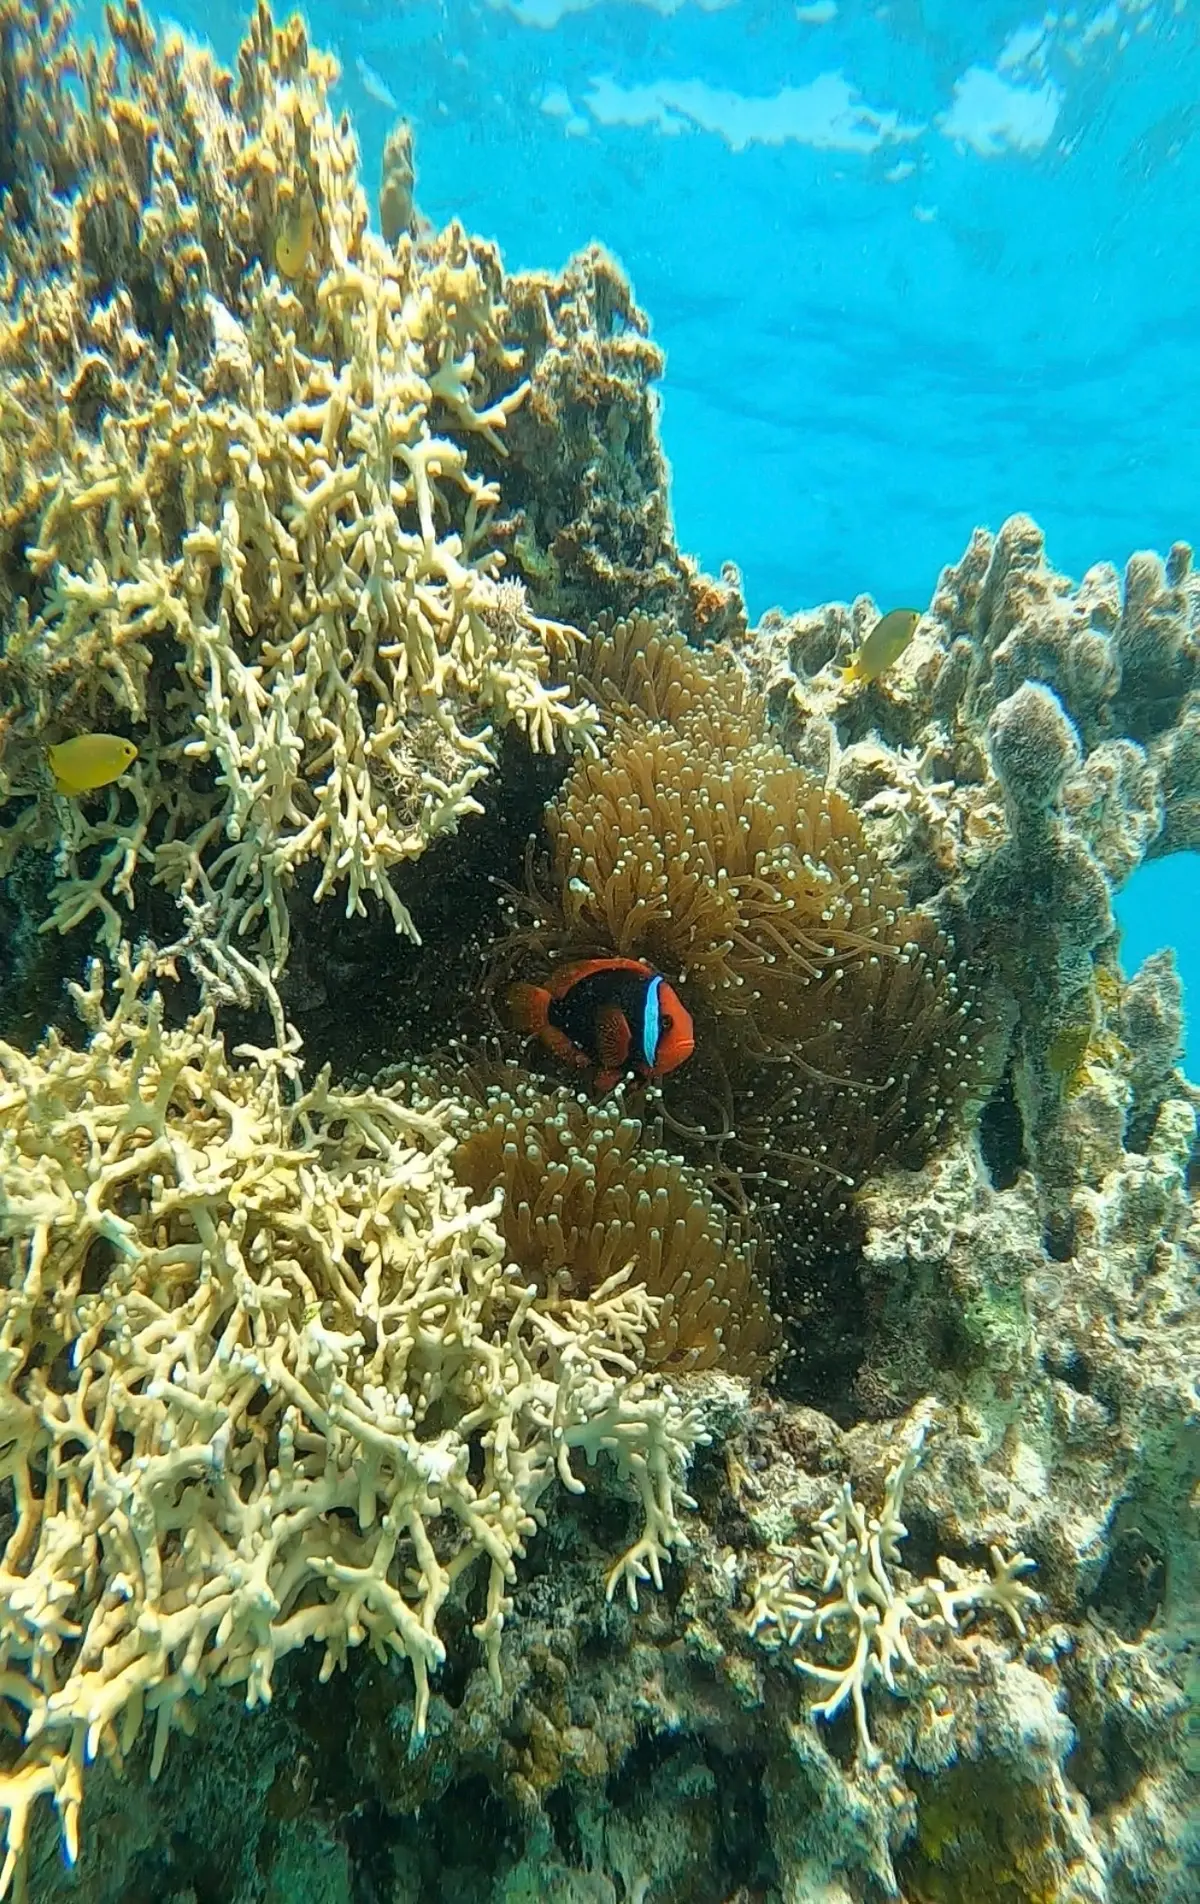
xmin=506 ymin=957 xmax=695 ymax=1094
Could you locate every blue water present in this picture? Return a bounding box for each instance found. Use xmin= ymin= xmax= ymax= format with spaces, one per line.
xmin=141 ymin=0 xmax=1200 ymax=1069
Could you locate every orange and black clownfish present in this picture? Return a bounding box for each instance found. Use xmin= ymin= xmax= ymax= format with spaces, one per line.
xmin=506 ymin=957 xmax=695 ymax=1094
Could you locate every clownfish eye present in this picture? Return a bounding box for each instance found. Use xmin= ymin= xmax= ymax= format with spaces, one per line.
xmin=660 ymin=1013 xmax=673 ymax=1032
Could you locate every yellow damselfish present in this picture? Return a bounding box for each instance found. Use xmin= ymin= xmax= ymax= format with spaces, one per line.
xmin=274 ymin=197 xmax=315 ymax=278
xmin=841 ymin=607 xmax=921 ymax=686
xmin=47 ymin=733 xmax=138 ymax=794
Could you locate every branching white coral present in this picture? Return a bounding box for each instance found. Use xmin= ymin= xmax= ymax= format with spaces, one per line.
xmin=0 ymin=11 xmax=599 ymax=980
xmin=0 ymin=951 xmax=698 ymax=1899
xmin=746 ymin=1403 xmax=1037 ymax=1765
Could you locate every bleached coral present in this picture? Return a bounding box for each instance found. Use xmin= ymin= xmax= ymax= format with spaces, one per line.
xmin=0 ymin=1 xmax=596 ymax=978
xmin=0 ymin=952 xmax=702 ymax=1898
xmin=746 ymin=1402 xmax=1037 ymax=1763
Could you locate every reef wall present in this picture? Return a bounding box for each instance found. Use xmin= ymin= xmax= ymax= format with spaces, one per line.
xmin=0 ymin=5 xmax=1196 ymax=1903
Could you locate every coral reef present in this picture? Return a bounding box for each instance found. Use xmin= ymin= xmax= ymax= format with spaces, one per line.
xmin=18 ymin=1377 xmax=1195 ymax=1904
xmin=498 ymin=253 xmax=746 ymax=646
xmin=734 ymin=535 xmax=1200 ymax=1895
xmin=501 ymin=615 xmax=981 ymax=1366
xmin=0 ymin=953 xmax=705 ymax=1895
xmin=0 ymin=3 xmax=1195 ymax=1901
xmin=0 ymin=0 xmax=595 ymax=985
xmin=746 ymin=1402 xmax=1037 ymax=1764
xmin=747 ymin=513 xmax=1198 ymax=1184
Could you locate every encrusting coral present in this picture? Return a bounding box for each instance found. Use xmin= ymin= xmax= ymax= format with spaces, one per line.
xmin=0 ymin=952 xmax=706 ymax=1897
xmin=0 ymin=0 xmax=596 ymax=979
xmin=498 ymin=252 xmax=747 ymax=647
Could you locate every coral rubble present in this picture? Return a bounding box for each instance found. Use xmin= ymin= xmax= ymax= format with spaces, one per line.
xmin=0 ymin=3 xmax=1196 ymax=1902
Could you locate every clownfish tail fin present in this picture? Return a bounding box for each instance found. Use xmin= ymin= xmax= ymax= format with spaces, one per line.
xmin=504 ymin=981 xmax=551 ymax=1037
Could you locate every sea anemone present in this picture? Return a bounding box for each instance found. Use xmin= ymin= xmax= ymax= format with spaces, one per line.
xmin=507 ymin=618 xmax=978 ymax=1208
xmin=425 ymin=1064 xmax=778 ymax=1377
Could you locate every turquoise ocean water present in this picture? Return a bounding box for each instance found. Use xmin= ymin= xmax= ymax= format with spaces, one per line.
xmin=120 ymin=0 xmax=1200 ymax=1066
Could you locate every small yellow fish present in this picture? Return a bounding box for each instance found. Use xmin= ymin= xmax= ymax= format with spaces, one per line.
xmin=841 ymin=607 xmax=921 ymax=687
xmin=1046 ymin=1022 xmax=1092 ymax=1084
xmin=274 ymin=197 xmax=315 ymax=279
xmin=48 ymin=733 xmax=138 ymax=794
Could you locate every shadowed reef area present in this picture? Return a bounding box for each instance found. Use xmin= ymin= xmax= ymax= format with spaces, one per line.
xmin=0 ymin=5 xmax=1196 ymax=1901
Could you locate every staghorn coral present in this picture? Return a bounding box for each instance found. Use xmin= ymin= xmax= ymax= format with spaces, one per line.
xmin=0 ymin=0 xmax=596 ymax=980
xmin=19 ymin=1365 xmax=1195 ymax=1904
xmin=419 ymin=1064 xmax=778 ymax=1378
xmin=0 ymin=951 xmax=706 ymax=1898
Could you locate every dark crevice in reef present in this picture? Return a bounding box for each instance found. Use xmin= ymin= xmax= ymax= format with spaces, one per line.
xmin=1043 ymin=1206 xmax=1077 ymax=1261
xmin=197 ymin=732 xmax=568 ymax=1081
xmin=285 ymin=733 xmax=567 ymax=1080
xmin=1064 ymin=1645 xmax=1164 ymax=1816
xmin=350 ymin=1779 xmax=519 ymax=1904
xmin=261 ymin=1646 xmax=780 ymax=1904
xmin=771 ymin=1222 xmax=871 ymax=1424
xmin=1086 ymin=1519 xmax=1167 ymax=1642
xmin=3 ymin=731 xmax=564 ymax=1076
xmin=601 ymin=1731 xmax=778 ymax=1904
xmin=978 ymin=1062 xmax=1027 ymax=1189
xmin=1044 ymin=1342 xmax=1093 ymax=1394
xmin=0 ymin=849 xmax=94 ymax=1048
